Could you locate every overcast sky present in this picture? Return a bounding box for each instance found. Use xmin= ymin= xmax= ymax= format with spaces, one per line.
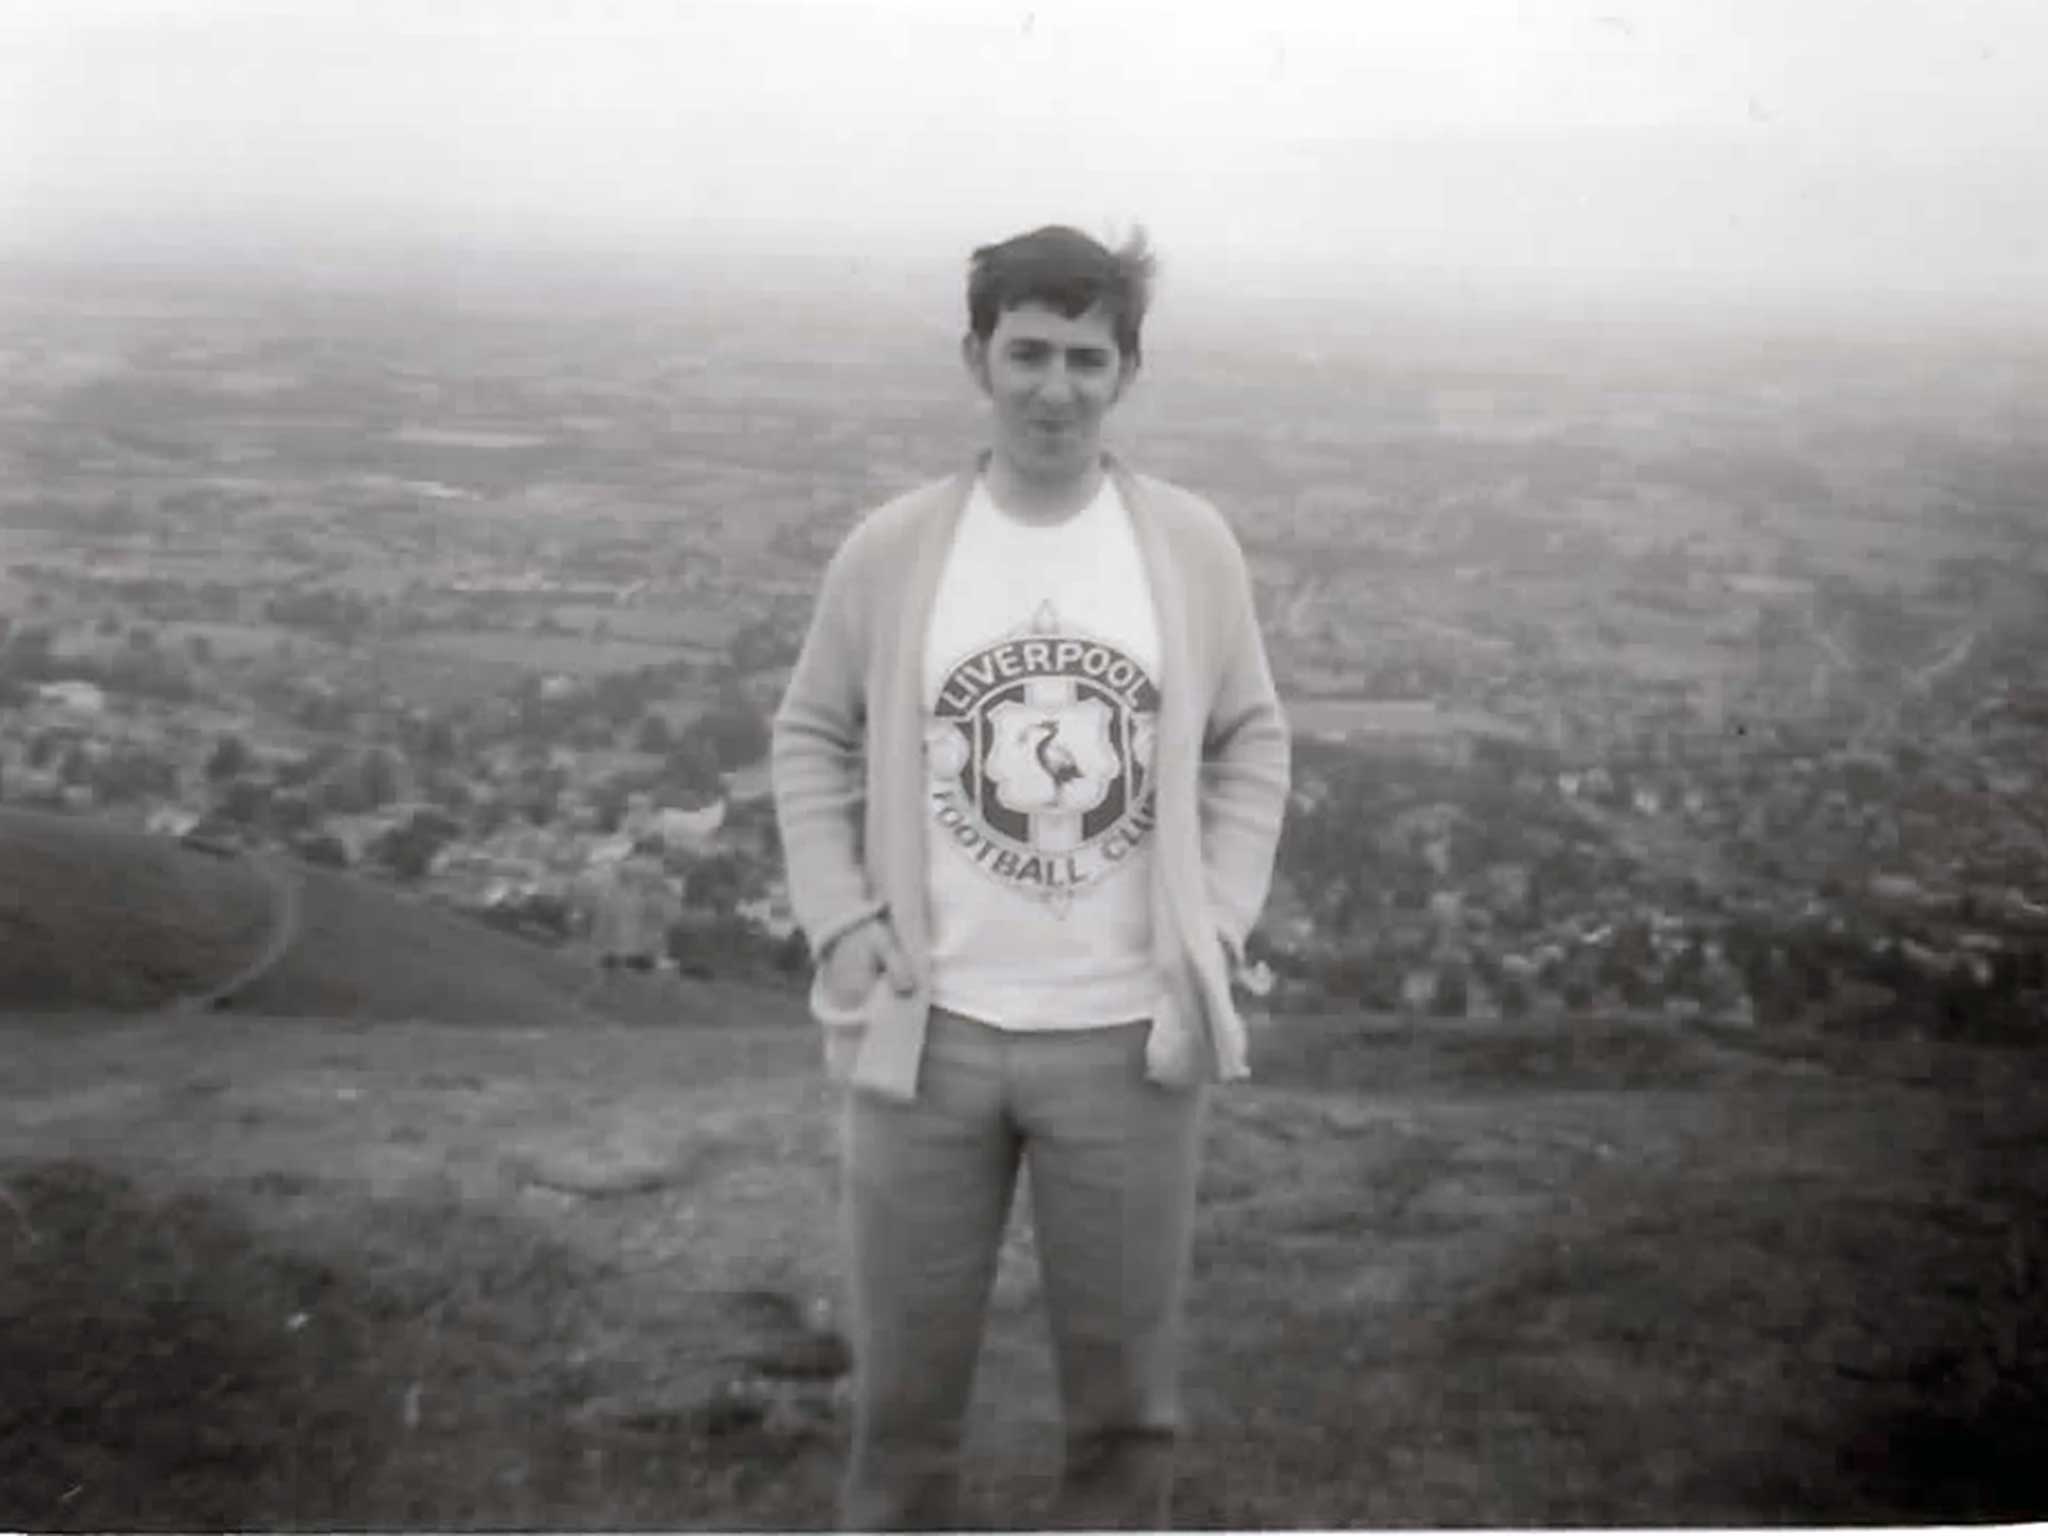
xmin=5 ymin=0 xmax=2047 ymax=319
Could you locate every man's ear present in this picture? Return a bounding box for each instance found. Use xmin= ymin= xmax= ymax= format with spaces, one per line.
xmin=961 ymin=331 xmax=991 ymax=394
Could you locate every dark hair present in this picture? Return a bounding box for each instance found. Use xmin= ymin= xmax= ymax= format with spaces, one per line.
xmin=966 ymin=225 xmax=1156 ymax=365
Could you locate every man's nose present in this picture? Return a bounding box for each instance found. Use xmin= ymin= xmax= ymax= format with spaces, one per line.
xmin=1037 ymin=364 xmax=1077 ymax=402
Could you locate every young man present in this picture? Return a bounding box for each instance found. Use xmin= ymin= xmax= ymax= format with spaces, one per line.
xmin=772 ymin=225 xmax=1290 ymax=1529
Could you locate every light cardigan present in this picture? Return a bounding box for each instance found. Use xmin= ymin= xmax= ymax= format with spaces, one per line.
xmin=771 ymin=453 xmax=1290 ymax=1101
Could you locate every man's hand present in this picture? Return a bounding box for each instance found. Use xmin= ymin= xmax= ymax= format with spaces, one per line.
xmin=820 ymin=915 xmax=915 ymax=1010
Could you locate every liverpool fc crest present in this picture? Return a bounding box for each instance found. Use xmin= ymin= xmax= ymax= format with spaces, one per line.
xmin=926 ymin=604 xmax=1158 ymax=908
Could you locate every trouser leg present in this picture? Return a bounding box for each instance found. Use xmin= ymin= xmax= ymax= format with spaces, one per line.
xmin=839 ymin=1020 xmax=1019 ymax=1531
xmin=1018 ymin=1025 xmax=1208 ymax=1530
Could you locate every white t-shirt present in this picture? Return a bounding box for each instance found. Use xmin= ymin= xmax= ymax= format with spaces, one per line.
xmin=921 ymin=475 xmax=1162 ymax=1028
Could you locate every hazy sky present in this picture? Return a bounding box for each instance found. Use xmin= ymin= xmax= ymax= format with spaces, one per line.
xmin=6 ymin=0 xmax=2047 ymax=316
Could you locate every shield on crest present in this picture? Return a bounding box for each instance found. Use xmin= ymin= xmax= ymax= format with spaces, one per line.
xmin=985 ymin=697 xmax=1117 ymax=822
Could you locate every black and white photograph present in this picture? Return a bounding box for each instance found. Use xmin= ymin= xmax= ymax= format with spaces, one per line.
xmin=1 ymin=0 xmax=2044 ymax=1529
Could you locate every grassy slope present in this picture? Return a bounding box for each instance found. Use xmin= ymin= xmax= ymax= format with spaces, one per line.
xmin=228 ymin=861 xmax=801 ymax=1029
xmin=4 ymin=1005 xmax=2044 ymax=1530
xmin=222 ymin=862 xmax=605 ymax=1028
xmin=0 ymin=806 xmax=741 ymax=1030
xmin=0 ymin=808 xmax=278 ymax=1010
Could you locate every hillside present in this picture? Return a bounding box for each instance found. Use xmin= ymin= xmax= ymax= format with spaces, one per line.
xmin=0 ymin=808 xmax=280 ymax=1011
xmin=222 ymin=863 xmax=603 ymax=1028
xmin=0 ymin=806 xmax=793 ymax=1032
xmin=229 ymin=862 xmax=808 ymax=1030
xmin=3 ymin=821 xmax=2043 ymax=1527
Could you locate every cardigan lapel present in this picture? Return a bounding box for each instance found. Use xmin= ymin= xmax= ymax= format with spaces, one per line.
xmin=1110 ymin=457 xmax=1246 ymax=1082
xmin=881 ymin=459 xmax=980 ymax=965
xmin=848 ymin=462 xmax=978 ymax=1099
xmin=1110 ymin=458 xmax=1216 ymax=1052
xmin=1108 ymin=453 xmax=1199 ymax=884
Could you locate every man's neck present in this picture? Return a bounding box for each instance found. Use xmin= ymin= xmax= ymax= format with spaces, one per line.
xmin=982 ymin=450 xmax=1107 ymax=526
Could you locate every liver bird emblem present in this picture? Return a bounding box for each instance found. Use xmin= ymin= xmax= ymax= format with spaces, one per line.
xmin=1030 ymin=719 xmax=1083 ymax=795
xmin=986 ymin=698 xmax=1117 ymax=816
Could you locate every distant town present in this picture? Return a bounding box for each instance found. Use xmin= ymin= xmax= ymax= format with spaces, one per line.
xmin=2 ymin=261 xmax=2043 ymax=1036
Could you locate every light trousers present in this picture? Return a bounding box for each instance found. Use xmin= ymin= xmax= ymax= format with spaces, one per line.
xmin=838 ymin=1008 xmax=1208 ymax=1531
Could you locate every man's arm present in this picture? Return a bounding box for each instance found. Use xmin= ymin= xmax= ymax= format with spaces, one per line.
xmin=1200 ymin=532 xmax=1291 ymax=964
xmin=771 ymin=531 xmax=886 ymax=961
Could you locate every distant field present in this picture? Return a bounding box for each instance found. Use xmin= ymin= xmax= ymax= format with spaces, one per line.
xmin=366 ymin=644 xmax=532 ymax=705
xmin=548 ymin=603 xmax=736 ymax=652
xmin=57 ymin=551 xmax=292 ymax=585
xmin=162 ymin=621 xmax=288 ymax=661
xmin=387 ymin=426 xmax=553 ymax=450
xmin=399 ymin=629 xmax=686 ymax=677
xmin=1286 ymin=697 xmax=1530 ymax=743
xmin=1609 ymin=635 xmax=1739 ymax=685
xmin=1727 ymin=573 xmax=1817 ymax=599
xmin=1760 ymin=503 xmax=2012 ymax=587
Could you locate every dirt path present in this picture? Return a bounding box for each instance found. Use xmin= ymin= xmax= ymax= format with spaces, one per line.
xmin=3 ymin=1009 xmax=2043 ymax=1529
xmin=173 ymin=851 xmax=303 ymax=1012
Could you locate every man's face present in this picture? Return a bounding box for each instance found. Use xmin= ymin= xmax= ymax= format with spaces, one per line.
xmin=964 ymin=300 xmax=1135 ymax=484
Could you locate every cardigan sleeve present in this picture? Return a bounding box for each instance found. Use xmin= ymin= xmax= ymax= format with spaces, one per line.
xmin=771 ymin=527 xmax=887 ymax=961
xmin=1199 ymin=525 xmax=1291 ymax=957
